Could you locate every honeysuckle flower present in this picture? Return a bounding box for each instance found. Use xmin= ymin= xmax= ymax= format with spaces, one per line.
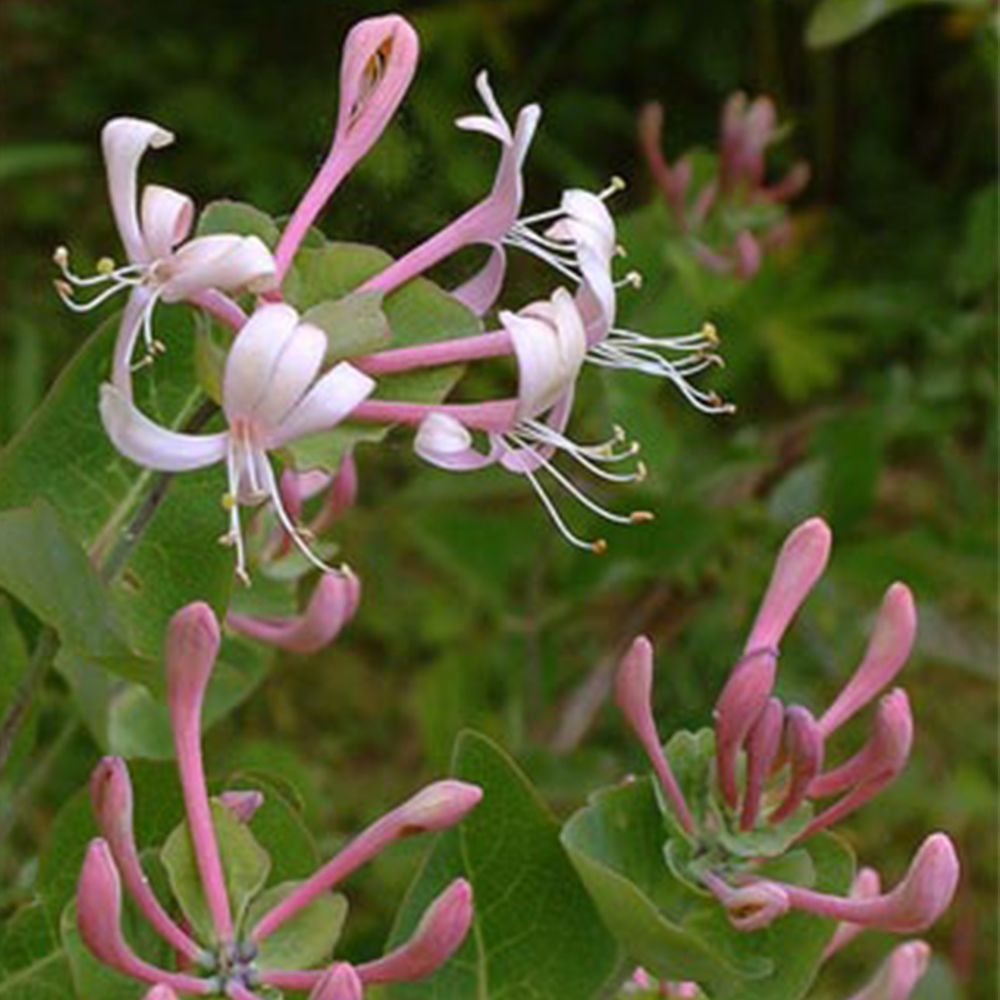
xmin=55 ymin=117 xmax=277 ymax=393
xmin=277 ymin=452 xmax=359 ymax=552
xmin=638 ymin=95 xmax=808 ymax=279
xmin=825 ymin=867 xmax=883 ymax=958
xmin=76 ymin=602 xmax=480 ymax=997
xmin=358 ymin=70 xmax=541 ymax=315
xmin=99 ymin=302 xmax=375 ymax=582
xmin=613 ymin=517 xmax=960 ymax=940
xmin=847 ymin=941 xmax=931 ymax=1000
xmin=227 ymin=571 xmax=361 ymax=654
xmin=272 ymin=15 xmax=420 ymax=280
xmin=412 ymin=288 xmax=651 ymax=552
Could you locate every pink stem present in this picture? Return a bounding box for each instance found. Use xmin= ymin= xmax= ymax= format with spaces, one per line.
xmin=190 ymin=289 xmax=247 ymax=331
xmin=351 ymin=398 xmax=518 ymax=432
xmin=260 ymin=970 xmax=322 ymax=991
xmin=356 ymin=330 xmax=512 ymax=375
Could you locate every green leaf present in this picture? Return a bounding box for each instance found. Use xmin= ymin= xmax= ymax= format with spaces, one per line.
xmin=286 ymin=242 xmax=478 ymax=474
xmin=0 ymin=312 xmax=233 ymax=686
xmin=195 ymin=199 xmax=281 ymax=248
xmin=0 ymin=503 xmax=131 ymax=670
xmin=562 ymin=778 xmax=855 ymax=1000
xmin=387 ymin=731 xmax=620 ymax=1000
xmin=806 ymin=0 xmax=988 ymax=48
xmin=246 ymin=882 xmax=348 ymax=972
xmin=161 ymin=799 xmax=271 ymax=942
xmin=0 ymin=904 xmax=74 ymax=1000
xmin=304 ymin=292 xmax=392 ymax=360
xmin=0 ymin=597 xmax=36 ymax=776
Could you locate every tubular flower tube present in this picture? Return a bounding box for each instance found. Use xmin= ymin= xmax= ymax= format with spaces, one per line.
xmin=99 ymin=302 xmax=376 ymax=583
xmin=55 ymin=117 xmax=276 ymax=394
xmin=76 ymin=840 xmax=212 ymax=994
xmin=359 ymin=71 xmax=541 ymax=314
xmin=614 ymin=637 xmax=695 ymax=834
xmin=307 ymin=964 xmax=364 ymax=1000
xmin=413 ymin=288 xmax=650 ymax=554
xmin=252 ymin=780 xmax=482 ymax=942
xmin=89 ymin=757 xmax=205 ymax=961
xmin=846 ymin=941 xmax=931 ymax=1000
xmin=746 ymin=834 xmax=960 ymax=934
xmin=739 ymin=697 xmax=784 ymax=830
xmin=165 ymin=602 xmax=233 ymax=944
xmin=227 ymin=571 xmax=362 ymax=654
xmin=825 ymin=868 xmax=883 ymax=958
xmin=273 ymin=16 xmax=420 ymax=279
xmin=768 ymin=705 xmax=824 ymax=824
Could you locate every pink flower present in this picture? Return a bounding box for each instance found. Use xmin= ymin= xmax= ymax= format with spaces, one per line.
xmin=99 ymin=303 xmax=375 ymax=582
xmin=846 ymin=941 xmax=931 ymax=1000
xmin=76 ymin=602 xmax=480 ymax=997
xmin=56 ymin=117 xmax=277 ymax=392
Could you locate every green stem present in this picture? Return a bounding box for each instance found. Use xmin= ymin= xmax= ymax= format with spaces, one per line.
xmin=0 ymin=628 xmax=58 ymax=781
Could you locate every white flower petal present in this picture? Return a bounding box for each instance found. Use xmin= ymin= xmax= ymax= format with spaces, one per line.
xmin=140 ymin=184 xmax=194 ymax=261
xmin=110 ymin=287 xmax=154 ymax=399
xmin=254 ymin=322 xmax=328 ymax=431
xmin=101 ymin=117 xmax=174 ymax=263
xmin=160 ymin=235 xmax=277 ymax=301
xmin=223 ymin=303 xmax=299 ymax=421
xmin=270 ymin=362 xmax=375 ymax=446
xmin=414 ymin=413 xmax=498 ymax=471
xmin=99 ymin=384 xmax=227 ymax=472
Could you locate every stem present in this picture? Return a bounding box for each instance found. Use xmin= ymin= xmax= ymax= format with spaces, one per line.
xmin=355 ymin=330 xmax=512 ymax=376
xmin=0 ymin=628 xmax=58 ymax=781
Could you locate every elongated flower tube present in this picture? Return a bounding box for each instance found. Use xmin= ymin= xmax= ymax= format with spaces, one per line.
xmin=359 ymin=71 xmax=541 ymax=313
xmin=252 ymin=780 xmax=482 ymax=942
xmin=89 ymin=756 xmax=206 ymax=960
xmin=56 ymin=117 xmax=276 ymax=393
xmin=227 ymin=571 xmax=361 ymax=654
xmin=413 ymin=288 xmax=650 ymax=553
xmin=99 ymin=302 xmax=375 ymax=582
xmin=166 ymin=602 xmax=233 ymax=944
xmin=273 ymin=15 xmax=420 ymax=278
xmin=769 ymin=705 xmax=824 ymax=824
xmin=825 ymin=868 xmax=883 ymax=958
xmin=77 ymin=840 xmax=212 ymax=994
xmin=615 ymin=637 xmax=695 ymax=834
xmin=734 ymin=834 xmax=959 ymax=934
xmin=847 ymin=941 xmax=931 ymax=1000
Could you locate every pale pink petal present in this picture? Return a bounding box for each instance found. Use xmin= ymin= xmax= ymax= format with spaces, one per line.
xmin=451 ymin=245 xmax=508 ymax=316
xmin=161 ymin=234 xmax=277 ymax=301
xmin=223 ymin=303 xmax=300 ymax=422
xmin=100 ymin=384 xmax=228 ymax=472
xmin=414 ymin=413 xmax=500 ymax=471
xmin=847 ymin=941 xmax=931 ymax=1000
xmin=253 ymin=322 xmax=329 ymax=430
xmin=270 ymin=362 xmax=376 ymax=445
xmin=139 ymin=184 xmax=194 ymax=260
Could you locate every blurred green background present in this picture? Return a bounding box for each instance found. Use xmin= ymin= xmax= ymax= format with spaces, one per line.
xmin=0 ymin=0 xmax=996 ymax=997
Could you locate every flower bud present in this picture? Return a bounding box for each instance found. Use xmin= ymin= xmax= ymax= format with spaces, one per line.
xmin=740 ymin=697 xmax=783 ymax=830
xmin=165 ymin=601 xmax=220 ymax=728
xmin=360 ymin=879 xmax=473 ymax=984
xmin=219 ymin=789 xmax=265 ymax=824
xmin=703 ymin=872 xmax=790 ymax=931
xmin=848 ymin=941 xmax=931 ymax=1000
xmin=769 ymin=705 xmax=824 ymax=824
xmin=394 ymin=781 xmax=483 ymax=835
xmin=309 ymin=963 xmax=363 ymax=1000
xmin=825 ymin=867 xmax=882 ymax=958
xmin=819 ymin=583 xmax=917 ymax=737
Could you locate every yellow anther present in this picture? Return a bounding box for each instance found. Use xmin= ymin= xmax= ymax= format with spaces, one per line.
xmin=635 ymin=461 xmax=648 ymax=483
xmin=236 ymin=567 xmax=252 ymax=588
xmin=626 ymin=270 xmax=643 ymax=289
xmin=609 ymin=175 xmax=626 ymax=192
xmin=151 ymin=338 xmax=168 ymax=355
xmin=702 ymin=321 xmax=719 ymax=345
xmin=53 ymin=246 xmax=69 ymax=266
xmin=630 ymin=511 xmax=655 ymax=524
xmin=53 ymin=279 xmax=72 ymax=298
xmin=96 ymin=257 xmax=117 ymax=275
xmin=220 ymin=493 xmax=236 ymax=511
xmin=590 ymin=538 xmax=609 ymax=555
xmin=615 ymin=243 xmax=628 ymax=258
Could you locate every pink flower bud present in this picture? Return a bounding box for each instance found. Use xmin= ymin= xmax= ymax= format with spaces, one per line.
xmin=144 ymin=988 xmax=180 ymax=1000
xmin=228 ymin=571 xmax=361 ymax=655
xmin=848 ymin=941 xmax=931 ymax=1000
xmin=77 ymin=840 xmax=209 ymax=994
xmin=744 ymin=518 xmax=832 ymax=654
xmin=819 ymin=584 xmax=917 ymax=737
xmin=825 ymin=867 xmax=882 ymax=958
xmin=311 ymin=453 xmax=359 ymax=535
xmin=89 ymin=758 xmax=202 ymax=959
xmin=769 ymin=706 xmax=824 ymax=825
xmin=713 ymin=647 xmax=777 ymax=809
xmin=740 ymin=697 xmax=784 ymax=830
xmin=615 ymin=637 xmax=695 ymax=833
xmin=219 ymin=789 xmax=265 ymax=824
xmin=733 ymin=230 xmax=762 ymax=279
xmin=776 ymin=833 xmax=959 ymax=933
xmin=309 ymin=963 xmax=364 ymax=1000
xmin=393 ymin=780 xmax=483 ymax=834
xmin=702 ymin=872 xmax=791 ymax=931
xmin=359 ymin=879 xmax=473 ymax=984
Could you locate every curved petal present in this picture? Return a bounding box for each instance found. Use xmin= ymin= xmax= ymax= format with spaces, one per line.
xmin=255 ymin=322 xmax=329 ymax=431
xmin=451 ymin=245 xmax=507 ymax=316
xmin=140 ymin=184 xmax=194 ymax=261
xmin=101 ymin=118 xmax=174 ymax=263
xmin=414 ymin=413 xmax=500 ymax=471
xmin=223 ymin=303 xmax=300 ymax=422
xmin=100 ymin=384 xmax=228 ymax=472
xmin=111 ymin=286 xmax=154 ymax=399
xmin=270 ymin=362 xmax=376 ymax=445
xmin=160 ymin=235 xmax=278 ymax=301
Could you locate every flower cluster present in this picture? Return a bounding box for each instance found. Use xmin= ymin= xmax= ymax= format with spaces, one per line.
xmin=77 ymin=603 xmax=479 ymax=998
xmin=639 ymin=93 xmax=809 ymax=278
xmin=614 ymin=518 xmax=959 ymax=973
xmin=58 ymin=13 xmax=730 ymax=579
